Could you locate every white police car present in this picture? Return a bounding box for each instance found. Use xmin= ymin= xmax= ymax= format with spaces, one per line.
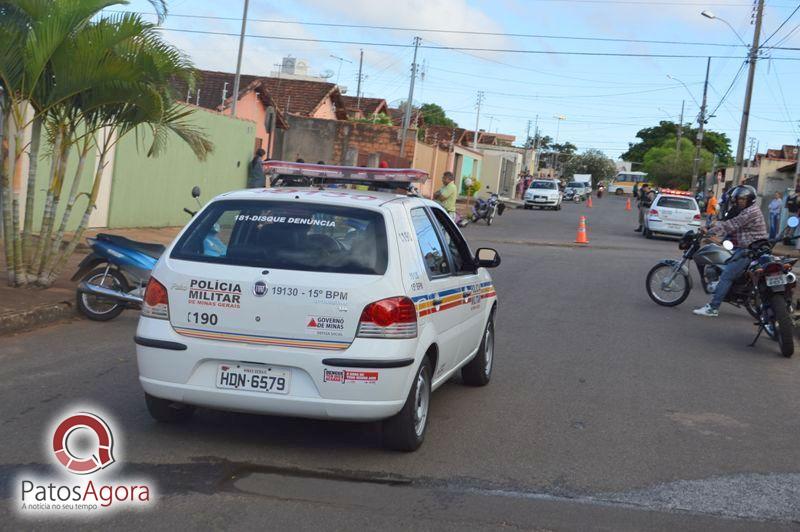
xmin=135 ymin=163 xmax=500 ymax=451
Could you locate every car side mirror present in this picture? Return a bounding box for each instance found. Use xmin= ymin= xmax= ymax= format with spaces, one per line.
xmin=191 ymin=186 xmax=201 ymax=198
xmin=475 ymin=247 xmax=501 ymax=268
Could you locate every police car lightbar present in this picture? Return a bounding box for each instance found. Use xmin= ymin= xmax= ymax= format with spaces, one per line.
xmin=265 ymin=161 xmax=428 ymax=188
xmin=660 ymin=188 xmax=693 ymax=196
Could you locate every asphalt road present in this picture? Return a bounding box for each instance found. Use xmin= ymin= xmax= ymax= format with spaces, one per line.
xmin=2 ymin=195 xmax=800 ymax=530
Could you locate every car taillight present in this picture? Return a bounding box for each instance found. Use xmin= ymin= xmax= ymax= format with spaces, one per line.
xmin=764 ymin=263 xmax=783 ymax=276
xmin=693 ymin=213 xmax=702 ymax=220
xmin=142 ymin=277 xmax=169 ymax=320
xmin=357 ymin=297 xmax=417 ymax=339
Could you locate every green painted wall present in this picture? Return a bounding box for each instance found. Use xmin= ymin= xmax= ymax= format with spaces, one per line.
xmin=108 ymin=109 xmax=255 ymax=228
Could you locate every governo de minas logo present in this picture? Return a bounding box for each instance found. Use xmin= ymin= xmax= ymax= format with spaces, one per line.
xmin=16 ymin=409 xmax=155 ymax=517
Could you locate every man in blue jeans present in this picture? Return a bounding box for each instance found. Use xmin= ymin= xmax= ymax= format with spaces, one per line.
xmin=693 ymin=185 xmax=768 ymax=317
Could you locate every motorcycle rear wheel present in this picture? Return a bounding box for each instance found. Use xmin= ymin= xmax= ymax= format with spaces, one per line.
xmin=769 ymin=294 xmax=794 ymax=358
xmin=646 ymin=263 xmax=690 ymax=306
xmin=77 ymin=267 xmax=129 ymax=321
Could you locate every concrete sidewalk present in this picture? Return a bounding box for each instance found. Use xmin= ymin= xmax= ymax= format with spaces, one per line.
xmin=0 ymin=226 xmax=182 ymax=335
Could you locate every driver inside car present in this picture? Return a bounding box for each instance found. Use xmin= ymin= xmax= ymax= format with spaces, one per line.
xmin=693 ymin=185 xmax=768 ymax=317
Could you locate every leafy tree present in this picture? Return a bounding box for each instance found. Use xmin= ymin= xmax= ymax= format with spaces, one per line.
xmin=0 ymin=0 xmax=212 ymax=287
xmin=351 ymin=112 xmax=393 ymax=126
xmin=419 ymin=103 xmax=457 ymax=128
xmin=622 ymin=120 xmax=732 ymax=165
xmin=642 ymin=137 xmax=713 ymax=189
xmin=562 ymin=149 xmax=617 ymax=186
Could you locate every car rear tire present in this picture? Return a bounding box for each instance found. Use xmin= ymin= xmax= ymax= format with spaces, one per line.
xmin=145 ymin=393 xmax=195 ymax=423
xmin=644 ymin=227 xmax=654 ymax=239
xmin=76 ymin=267 xmax=129 ymax=321
xmin=462 ymin=314 xmax=494 ymax=386
xmin=382 ymin=357 xmax=432 ymax=452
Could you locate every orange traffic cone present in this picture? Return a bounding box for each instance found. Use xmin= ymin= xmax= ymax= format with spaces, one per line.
xmin=587 ymin=196 xmax=593 ymax=208
xmin=575 ymin=216 xmax=589 ymax=244
xmin=625 ymin=197 xmax=632 ymax=211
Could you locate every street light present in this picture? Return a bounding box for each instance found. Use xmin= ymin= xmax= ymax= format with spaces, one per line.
xmin=666 ymin=74 xmax=701 ymax=108
xmin=700 ymin=10 xmax=748 ymax=46
xmin=553 ymin=115 xmax=566 ymax=174
xmin=702 ymin=1 xmax=765 ymax=184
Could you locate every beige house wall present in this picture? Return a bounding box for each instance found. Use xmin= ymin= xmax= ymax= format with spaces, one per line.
xmin=412 ymin=142 xmax=450 ymax=199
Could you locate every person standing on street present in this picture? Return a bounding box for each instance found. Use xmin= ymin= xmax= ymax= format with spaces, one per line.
xmin=632 ymin=182 xmax=639 ymax=201
xmin=705 ymin=188 xmax=718 ymax=227
xmin=247 ymin=148 xmax=266 ymax=188
xmin=434 ymin=171 xmax=458 ymax=220
xmin=635 ymin=183 xmax=655 ymax=232
xmin=768 ymin=191 xmax=783 ymax=240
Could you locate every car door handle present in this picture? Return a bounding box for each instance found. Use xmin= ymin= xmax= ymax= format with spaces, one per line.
xmin=433 ymin=298 xmax=443 ymax=307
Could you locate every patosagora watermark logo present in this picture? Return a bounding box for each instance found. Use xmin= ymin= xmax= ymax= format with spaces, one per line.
xmin=15 ymin=408 xmax=155 ymax=517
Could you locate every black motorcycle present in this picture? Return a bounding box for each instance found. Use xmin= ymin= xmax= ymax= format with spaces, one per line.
xmin=471 ymin=193 xmax=505 ymax=225
xmin=646 ymin=223 xmax=798 ymax=357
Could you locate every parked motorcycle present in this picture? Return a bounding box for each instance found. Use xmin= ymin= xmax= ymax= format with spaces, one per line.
xmin=73 ymin=186 xmax=215 ymax=320
xmin=645 ymin=218 xmax=799 ymax=357
xmin=563 ymin=188 xmax=576 ymax=202
xmin=471 ymin=193 xmax=505 ymax=225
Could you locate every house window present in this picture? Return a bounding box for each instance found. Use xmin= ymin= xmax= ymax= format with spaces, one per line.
xmin=254 ymin=138 xmax=263 ymax=151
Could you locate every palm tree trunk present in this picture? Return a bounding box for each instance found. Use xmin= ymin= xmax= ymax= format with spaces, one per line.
xmin=32 ymin=130 xmax=69 ymax=279
xmin=1 ymin=108 xmax=15 ymax=286
xmin=11 ymin=116 xmax=26 ymax=286
xmin=42 ymin=146 xmax=107 ymax=287
xmin=40 ymin=138 xmax=91 ymax=282
xmin=21 ymin=115 xmax=43 ymax=268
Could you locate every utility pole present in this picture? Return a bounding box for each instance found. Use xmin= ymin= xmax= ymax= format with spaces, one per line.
xmin=230 ymin=0 xmax=249 ymax=118
xmin=532 ymin=115 xmax=540 ymax=176
xmin=356 ymin=49 xmax=364 ymax=111
xmin=676 ymin=100 xmax=685 ymax=152
xmin=794 ymin=139 xmax=800 ymax=188
xmin=399 ymin=36 xmax=421 ymax=158
xmin=733 ymin=0 xmax=764 ymax=184
xmin=473 ymin=91 xmax=485 ymax=150
xmin=692 ymin=58 xmax=711 ymax=191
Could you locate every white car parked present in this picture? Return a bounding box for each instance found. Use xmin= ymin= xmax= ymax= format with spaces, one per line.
xmin=135 ymin=165 xmax=500 ymax=451
xmin=524 ymin=180 xmax=562 ymax=210
xmin=644 ymin=191 xmax=702 ymax=238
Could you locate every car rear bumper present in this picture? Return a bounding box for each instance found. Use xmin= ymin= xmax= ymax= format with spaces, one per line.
xmin=135 ymin=317 xmax=414 ymax=421
xmin=646 ymin=219 xmax=701 ymax=235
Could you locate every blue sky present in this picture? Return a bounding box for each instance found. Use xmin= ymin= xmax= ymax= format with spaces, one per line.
xmin=120 ymin=0 xmax=800 ymax=160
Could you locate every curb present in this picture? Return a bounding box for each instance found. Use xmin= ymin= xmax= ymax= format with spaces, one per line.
xmin=0 ymin=300 xmax=76 ymax=336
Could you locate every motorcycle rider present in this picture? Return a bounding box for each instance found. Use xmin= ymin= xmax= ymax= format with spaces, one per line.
xmin=693 ymin=185 xmax=768 ymax=317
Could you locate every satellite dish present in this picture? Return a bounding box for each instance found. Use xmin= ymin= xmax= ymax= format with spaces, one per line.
xmin=320 ymin=69 xmax=334 ymax=79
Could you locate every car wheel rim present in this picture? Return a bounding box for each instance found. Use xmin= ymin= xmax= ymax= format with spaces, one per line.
xmin=81 ymin=273 xmax=121 ymax=314
xmin=484 ymin=326 xmax=494 ymax=376
xmin=413 ymin=370 xmax=430 ymax=437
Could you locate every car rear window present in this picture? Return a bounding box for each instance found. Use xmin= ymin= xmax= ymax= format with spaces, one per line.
xmin=567 ymin=182 xmax=584 ymax=188
xmin=656 ymin=196 xmax=697 ymax=210
xmin=170 ymin=200 xmax=388 ymax=274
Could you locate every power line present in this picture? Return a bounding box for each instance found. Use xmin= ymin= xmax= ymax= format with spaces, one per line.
xmin=760 ymin=3 xmax=800 ymax=47
xmin=708 ymin=60 xmax=747 ymax=118
xmin=155 ymin=28 xmax=800 ymax=60
xmin=114 ymin=9 xmax=755 ymax=49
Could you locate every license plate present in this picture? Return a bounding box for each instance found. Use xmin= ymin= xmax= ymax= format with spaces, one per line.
xmin=216 ymin=363 xmax=290 ymax=394
xmin=535 ymin=197 xmax=546 ymax=202
xmin=766 ymin=274 xmax=787 ymax=287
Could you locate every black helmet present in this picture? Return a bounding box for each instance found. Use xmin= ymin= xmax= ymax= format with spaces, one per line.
xmin=730 ymin=185 xmax=756 ymax=208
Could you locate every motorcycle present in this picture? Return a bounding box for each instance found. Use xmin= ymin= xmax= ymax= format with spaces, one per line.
xmin=73 ymin=186 xmax=221 ymax=320
xmin=471 ymin=193 xmax=505 ymax=225
xmin=645 ymin=218 xmax=799 ymax=357
xmin=597 ymin=186 xmax=605 ymax=199
xmin=563 ymin=188 xmax=576 ymax=202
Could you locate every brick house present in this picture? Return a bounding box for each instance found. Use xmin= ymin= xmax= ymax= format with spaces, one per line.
xmin=340 ymin=96 xmax=389 ymax=121
xmin=173 ymin=70 xmax=352 ymax=156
